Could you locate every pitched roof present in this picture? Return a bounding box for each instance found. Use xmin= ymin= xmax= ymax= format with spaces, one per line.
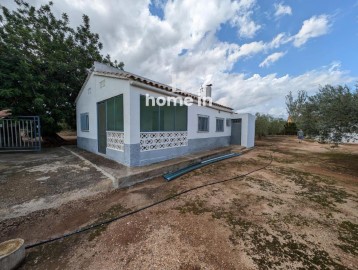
xmin=90 ymin=62 xmax=233 ymax=111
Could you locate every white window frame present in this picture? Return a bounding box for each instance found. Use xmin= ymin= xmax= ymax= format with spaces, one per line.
xmin=197 ymin=115 xmax=209 ymax=132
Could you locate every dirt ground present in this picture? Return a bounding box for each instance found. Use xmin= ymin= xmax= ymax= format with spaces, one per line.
xmin=0 ymin=136 xmax=357 ymax=269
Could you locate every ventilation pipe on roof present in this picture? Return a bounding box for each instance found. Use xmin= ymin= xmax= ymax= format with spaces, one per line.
xmin=205 ymin=84 xmax=212 ymax=98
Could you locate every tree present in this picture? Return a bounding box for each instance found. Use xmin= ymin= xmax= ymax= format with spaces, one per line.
xmin=268 ymin=117 xmax=286 ymax=135
xmin=285 ymin=85 xmax=358 ymax=143
xmin=255 ymin=113 xmax=286 ymax=139
xmin=0 ymin=0 xmax=124 ymax=135
xmin=314 ymin=85 xmax=357 ymax=143
xmin=255 ymin=113 xmax=270 ymax=139
xmin=285 ymin=90 xmax=307 ymax=128
xmin=284 ymin=122 xmax=297 ymax=135
xmin=299 ymin=96 xmax=319 ymax=137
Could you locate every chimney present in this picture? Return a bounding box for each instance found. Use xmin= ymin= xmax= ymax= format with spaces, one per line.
xmin=205 ymin=84 xmax=212 ymax=98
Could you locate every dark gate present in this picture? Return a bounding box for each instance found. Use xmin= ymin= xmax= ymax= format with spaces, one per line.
xmin=231 ymin=118 xmax=242 ymax=145
xmin=0 ymin=116 xmax=41 ymax=152
xmin=97 ymin=102 xmax=107 ymax=154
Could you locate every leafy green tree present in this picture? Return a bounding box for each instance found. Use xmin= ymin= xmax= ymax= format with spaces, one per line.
xmin=268 ymin=117 xmax=286 ymax=135
xmin=255 ymin=113 xmax=270 ymax=139
xmin=285 ymin=90 xmax=307 ymax=128
xmin=299 ymin=96 xmax=319 ymax=138
xmin=314 ymin=85 xmax=357 ymax=143
xmin=0 ymin=0 xmax=123 ymax=135
xmin=285 ymin=85 xmax=358 ymax=143
xmin=255 ymin=113 xmax=286 ymax=139
xmin=284 ymin=122 xmax=297 ymax=135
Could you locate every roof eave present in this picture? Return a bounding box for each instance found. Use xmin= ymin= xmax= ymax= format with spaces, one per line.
xmin=76 ymin=67 xmax=234 ymax=111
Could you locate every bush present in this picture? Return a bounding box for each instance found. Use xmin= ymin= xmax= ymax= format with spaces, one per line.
xmin=255 ymin=113 xmax=286 ymax=139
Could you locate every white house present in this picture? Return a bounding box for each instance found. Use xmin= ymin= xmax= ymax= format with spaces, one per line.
xmin=76 ymin=62 xmax=255 ymax=167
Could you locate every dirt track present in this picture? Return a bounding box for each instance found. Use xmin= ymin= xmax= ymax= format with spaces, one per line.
xmin=1 ymin=136 xmax=357 ymax=269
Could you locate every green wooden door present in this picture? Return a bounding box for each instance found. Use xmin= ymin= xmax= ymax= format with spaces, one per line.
xmin=97 ymin=101 xmax=106 ymax=154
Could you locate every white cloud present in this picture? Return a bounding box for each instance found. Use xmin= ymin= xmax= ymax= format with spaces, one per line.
xmin=231 ymin=11 xmax=261 ymax=38
xmin=259 ymin=51 xmax=286 ymax=67
xmin=213 ymin=62 xmax=355 ymax=116
xmin=269 ymin=32 xmax=291 ymax=48
xmin=274 ymin=3 xmax=292 ymax=17
xmin=230 ymin=0 xmax=261 ymax=38
xmin=3 ymin=1 xmax=353 ymax=117
xmin=293 ymin=15 xmax=331 ymax=47
xmin=237 ymin=41 xmax=266 ymax=58
xmin=235 ymin=33 xmax=290 ymax=60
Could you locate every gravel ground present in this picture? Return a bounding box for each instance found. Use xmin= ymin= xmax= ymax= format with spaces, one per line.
xmin=1 ymin=136 xmax=357 ymax=269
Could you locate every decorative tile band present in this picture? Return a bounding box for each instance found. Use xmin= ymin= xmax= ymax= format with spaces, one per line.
xmin=107 ymin=131 xmax=124 ymax=151
xmin=140 ymin=131 xmax=188 ymax=152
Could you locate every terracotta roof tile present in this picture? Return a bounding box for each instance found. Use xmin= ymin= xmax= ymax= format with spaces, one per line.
xmin=94 ymin=69 xmax=233 ymax=111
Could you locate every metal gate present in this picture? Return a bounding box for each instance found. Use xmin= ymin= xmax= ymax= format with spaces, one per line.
xmin=231 ymin=118 xmax=242 ymax=145
xmin=0 ymin=116 xmax=41 ymax=152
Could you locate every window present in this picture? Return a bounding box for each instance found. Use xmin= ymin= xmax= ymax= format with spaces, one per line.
xmin=99 ymin=79 xmax=106 ymax=88
xmin=198 ymin=115 xmax=209 ymax=132
xmin=80 ymin=113 xmax=89 ymax=131
xmin=140 ymin=95 xmax=188 ymax=132
xmin=216 ymin=118 xmax=224 ymax=132
xmin=226 ymin=118 xmax=231 ymax=127
xmin=106 ymin=95 xmax=124 ymax=131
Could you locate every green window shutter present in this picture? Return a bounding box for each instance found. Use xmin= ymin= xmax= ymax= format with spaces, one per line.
xmin=105 ymin=95 xmax=124 ymax=131
xmin=175 ymin=105 xmax=188 ymax=131
xmin=140 ymin=95 xmax=160 ymax=131
xmin=151 ymin=106 xmax=160 ymax=131
xmin=160 ymin=102 xmax=175 ymax=131
xmin=106 ymin=97 xmax=115 ymax=130
xmin=114 ymin=95 xmax=124 ymax=131
xmin=140 ymin=95 xmax=188 ymax=132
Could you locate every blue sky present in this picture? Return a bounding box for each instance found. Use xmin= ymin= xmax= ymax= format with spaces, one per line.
xmin=151 ymin=0 xmax=358 ymax=82
xmin=5 ymin=0 xmax=358 ymax=116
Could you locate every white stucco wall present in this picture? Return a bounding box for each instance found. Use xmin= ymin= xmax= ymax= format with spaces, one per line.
xmin=76 ymin=74 xmax=255 ymax=151
xmin=76 ymin=74 xmax=130 ymax=145
xmin=187 ymin=104 xmax=234 ymax=139
xmin=235 ymin=113 xmax=255 ymax=148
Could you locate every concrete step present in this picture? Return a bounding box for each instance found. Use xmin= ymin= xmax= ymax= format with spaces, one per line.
xmin=65 ymin=145 xmax=246 ymax=189
xmin=116 ymin=147 xmax=234 ymax=188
